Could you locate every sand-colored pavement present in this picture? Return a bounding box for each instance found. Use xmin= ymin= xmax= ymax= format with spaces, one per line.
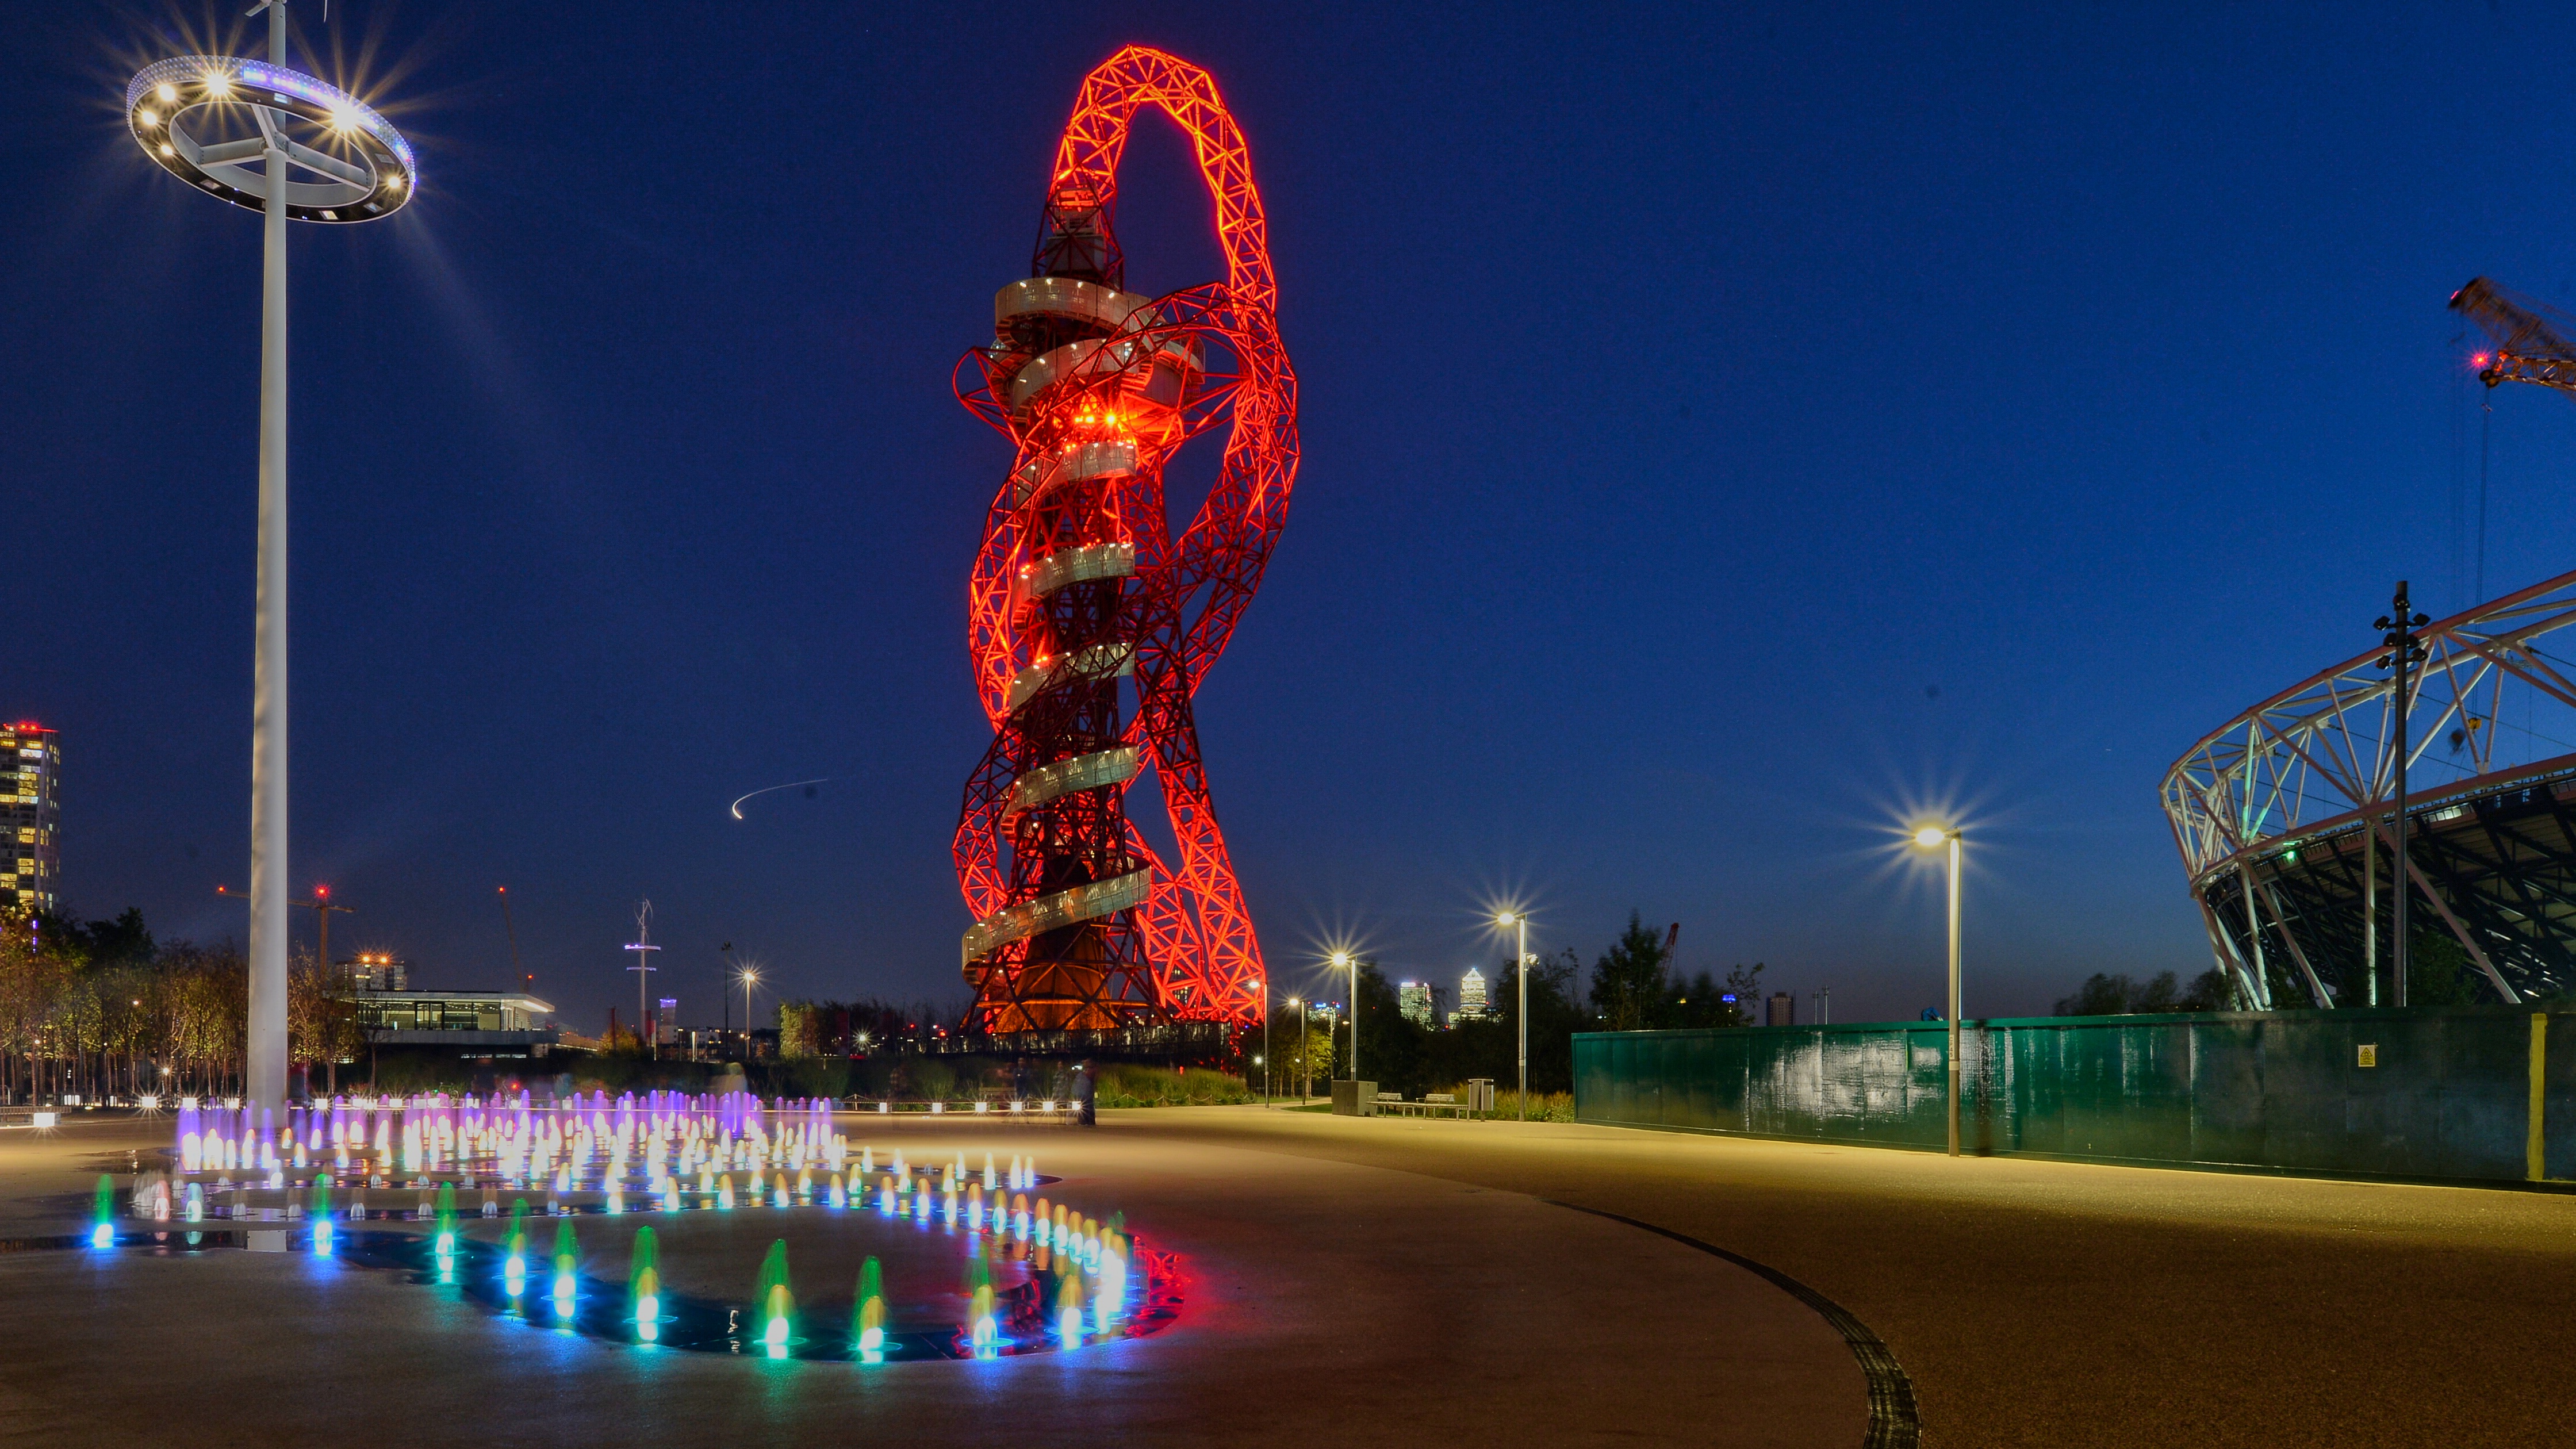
xmin=1132 ymin=1106 xmax=2576 ymax=1447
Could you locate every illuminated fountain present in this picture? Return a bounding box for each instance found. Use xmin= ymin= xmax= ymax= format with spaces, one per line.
xmin=135 ymin=1084 xmax=1162 ymax=1361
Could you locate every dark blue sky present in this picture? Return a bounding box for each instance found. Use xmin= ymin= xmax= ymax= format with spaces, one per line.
xmin=10 ymin=2 xmax=2576 ymax=1028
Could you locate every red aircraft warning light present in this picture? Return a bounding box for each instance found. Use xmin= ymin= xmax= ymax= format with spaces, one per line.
xmin=950 ymin=48 xmax=1300 ymax=1033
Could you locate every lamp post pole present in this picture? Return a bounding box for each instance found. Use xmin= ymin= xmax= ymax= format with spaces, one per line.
xmin=1297 ymin=998 xmax=1308 ymax=1101
xmin=240 ymin=0 xmax=297 ymax=1117
xmin=1912 ymin=826 xmax=1964 ymax=1156
xmin=1494 ymin=913 xmax=1529 ymax=1120
xmin=1945 ymin=831 xmax=1962 ymax=1157
xmin=1331 ymin=952 xmax=1356 ymax=1097
xmin=623 ymin=901 xmax=660 ymax=1061
xmin=2378 ymin=582 xmax=2428 ymax=1009
xmin=1261 ymin=977 xmax=1270 ymax=1107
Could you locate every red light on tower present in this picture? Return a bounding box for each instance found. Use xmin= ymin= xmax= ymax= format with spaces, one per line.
xmin=949 ymin=47 xmax=1298 ymax=1033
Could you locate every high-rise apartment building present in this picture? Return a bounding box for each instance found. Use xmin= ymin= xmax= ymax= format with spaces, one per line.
xmin=1458 ymin=967 xmax=1489 ymax=1019
xmin=1 ymin=723 xmax=59 ymax=915
xmin=657 ymin=998 xmax=678 ymax=1046
xmin=1398 ymin=980 xmax=1432 ymax=1028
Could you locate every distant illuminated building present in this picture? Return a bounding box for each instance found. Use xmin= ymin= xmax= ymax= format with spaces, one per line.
xmin=1398 ymin=980 xmax=1432 ymax=1028
xmin=1458 ymin=967 xmax=1490 ymax=1019
xmin=1 ymin=723 xmax=59 ymax=914
xmin=658 ymin=998 xmax=678 ymax=1046
xmin=342 ymin=953 xmax=409 ymax=991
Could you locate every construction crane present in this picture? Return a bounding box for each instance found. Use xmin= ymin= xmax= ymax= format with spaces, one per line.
xmin=2450 ymin=277 xmax=2576 ymax=397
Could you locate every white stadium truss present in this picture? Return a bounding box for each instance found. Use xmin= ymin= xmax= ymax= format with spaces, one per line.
xmin=2160 ymin=569 xmax=2576 ymax=1007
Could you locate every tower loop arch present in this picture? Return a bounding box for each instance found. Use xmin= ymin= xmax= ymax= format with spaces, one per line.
xmin=952 ymin=48 xmax=1299 ymax=1030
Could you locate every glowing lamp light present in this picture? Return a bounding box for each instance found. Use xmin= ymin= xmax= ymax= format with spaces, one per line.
xmin=1912 ymin=826 xmax=1947 ymax=849
xmin=155 ymin=81 xmax=176 ymax=102
xmin=857 ymin=1324 xmax=885 ymax=1356
xmin=313 ymin=1220 xmax=334 ymax=1254
xmin=1058 ymin=1306 xmax=1083 ymax=1348
xmin=90 ymin=1223 xmax=113 ymax=1250
xmin=139 ymin=108 xmax=158 ymax=126
xmin=203 ymin=72 xmax=231 ymax=98
xmin=763 ymin=1314 xmax=789 ymax=1348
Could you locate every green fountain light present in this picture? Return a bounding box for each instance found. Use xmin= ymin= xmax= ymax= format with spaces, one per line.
xmin=753 ymin=1240 xmax=795 ymax=1356
xmin=630 ymin=1226 xmax=661 ymax=1342
xmin=854 ymin=1256 xmax=887 ymax=1360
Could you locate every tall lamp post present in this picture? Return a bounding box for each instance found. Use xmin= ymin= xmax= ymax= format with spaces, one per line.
xmin=1291 ymin=996 xmax=1308 ymax=1101
xmin=623 ymin=900 xmax=660 ymax=1061
xmin=736 ymin=963 xmax=762 ymax=1055
xmin=1260 ymin=976 xmax=1270 ymax=1107
xmin=1912 ymin=825 xmax=1963 ymax=1156
xmin=2376 ymin=582 xmax=2429 ymax=1009
xmin=126 ymin=3 xmax=419 ymax=1114
xmin=1330 ymin=952 xmax=1357 ymax=1095
xmin=1493 ymin=912 xmax=1529 ymax=1120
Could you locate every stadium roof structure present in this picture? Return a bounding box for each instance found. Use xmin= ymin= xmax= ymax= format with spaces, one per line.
xmin=2160 ymin=570 xmax=2576 ymax=1008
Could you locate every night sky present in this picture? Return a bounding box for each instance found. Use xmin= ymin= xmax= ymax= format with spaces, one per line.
xmin=9 ymin=3 xmax=2576 ymax=1030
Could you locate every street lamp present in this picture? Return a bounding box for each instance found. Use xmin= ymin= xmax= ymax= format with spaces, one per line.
xmin=1260 ymin=976 xmax=1270 ymax=1108
xmin=1290 ymin=996 xmax=1308 ymax=1101
xmin=736 ymin=964 xmax=762 ymax=1054
xmin=1493 ymin=911 xmax=1528 ymax=1120
xmin=1911 ymin=824 xmax=1964 ymax=1156
xmin=126 ymin=7 xmax=419 ymax=1116
xmin=1329 ymin=952 xmax=1356 ymax=1096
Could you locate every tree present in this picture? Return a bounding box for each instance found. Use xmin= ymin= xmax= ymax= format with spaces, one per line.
xmin=2406 ymin=929 xmax=2479 ymax=1007
xmin=1350 ymin=962 xmax=1422 ymax=1092
xmin=1267 ymin=1000 xmax=1335 ymax=1096
xmin=1586 ymin=912 xmax=1669 ymax=1032
xmin=2177 ymin=968 xmax=2238 ymax=1011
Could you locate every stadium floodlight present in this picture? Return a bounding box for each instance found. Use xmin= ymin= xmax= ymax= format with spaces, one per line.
xmin=126 ymin=5 xmax=416 ymax=1113
xmin=2374 ymin=582 xmax=2431 ymax=1007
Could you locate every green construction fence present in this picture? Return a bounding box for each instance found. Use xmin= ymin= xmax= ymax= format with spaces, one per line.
xmin=1572 ymin=1007 xmax=2576 ymax=1186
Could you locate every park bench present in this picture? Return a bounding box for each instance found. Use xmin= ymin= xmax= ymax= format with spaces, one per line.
xmin=1375 ymin=1091 xmax=1477 ymax=1120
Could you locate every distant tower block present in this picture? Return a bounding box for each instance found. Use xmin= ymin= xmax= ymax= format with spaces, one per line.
xmin=1 ymin=723 xmax=59 ymax=915
xmin=1459 ymin=968 xmax=1489 ymax=1018
xmin=1398 ymin=982 xmax=1432 ymax=1029
xmin=951 ymin=48 xmax=1301 ymax=1033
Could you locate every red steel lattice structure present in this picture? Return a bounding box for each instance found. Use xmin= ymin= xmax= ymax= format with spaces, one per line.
xmin=951 ymin=48 xmax=1298 ymax=1032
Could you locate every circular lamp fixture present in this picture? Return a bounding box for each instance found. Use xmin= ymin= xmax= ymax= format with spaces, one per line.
xmin=127 ymin=57 xmax=415 ymax=224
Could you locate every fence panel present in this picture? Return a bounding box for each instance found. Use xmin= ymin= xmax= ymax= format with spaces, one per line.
xmin=1573 ymin=1008 xmax=2576 ymax=1187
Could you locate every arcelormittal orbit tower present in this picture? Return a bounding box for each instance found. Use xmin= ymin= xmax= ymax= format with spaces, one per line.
xmin=953 ymin=48 xmax=1299 ymax=1033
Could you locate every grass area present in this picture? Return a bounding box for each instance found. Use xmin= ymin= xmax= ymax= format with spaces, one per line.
xmin=1092 ymin=1063 xmax=1255 ymax=1107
